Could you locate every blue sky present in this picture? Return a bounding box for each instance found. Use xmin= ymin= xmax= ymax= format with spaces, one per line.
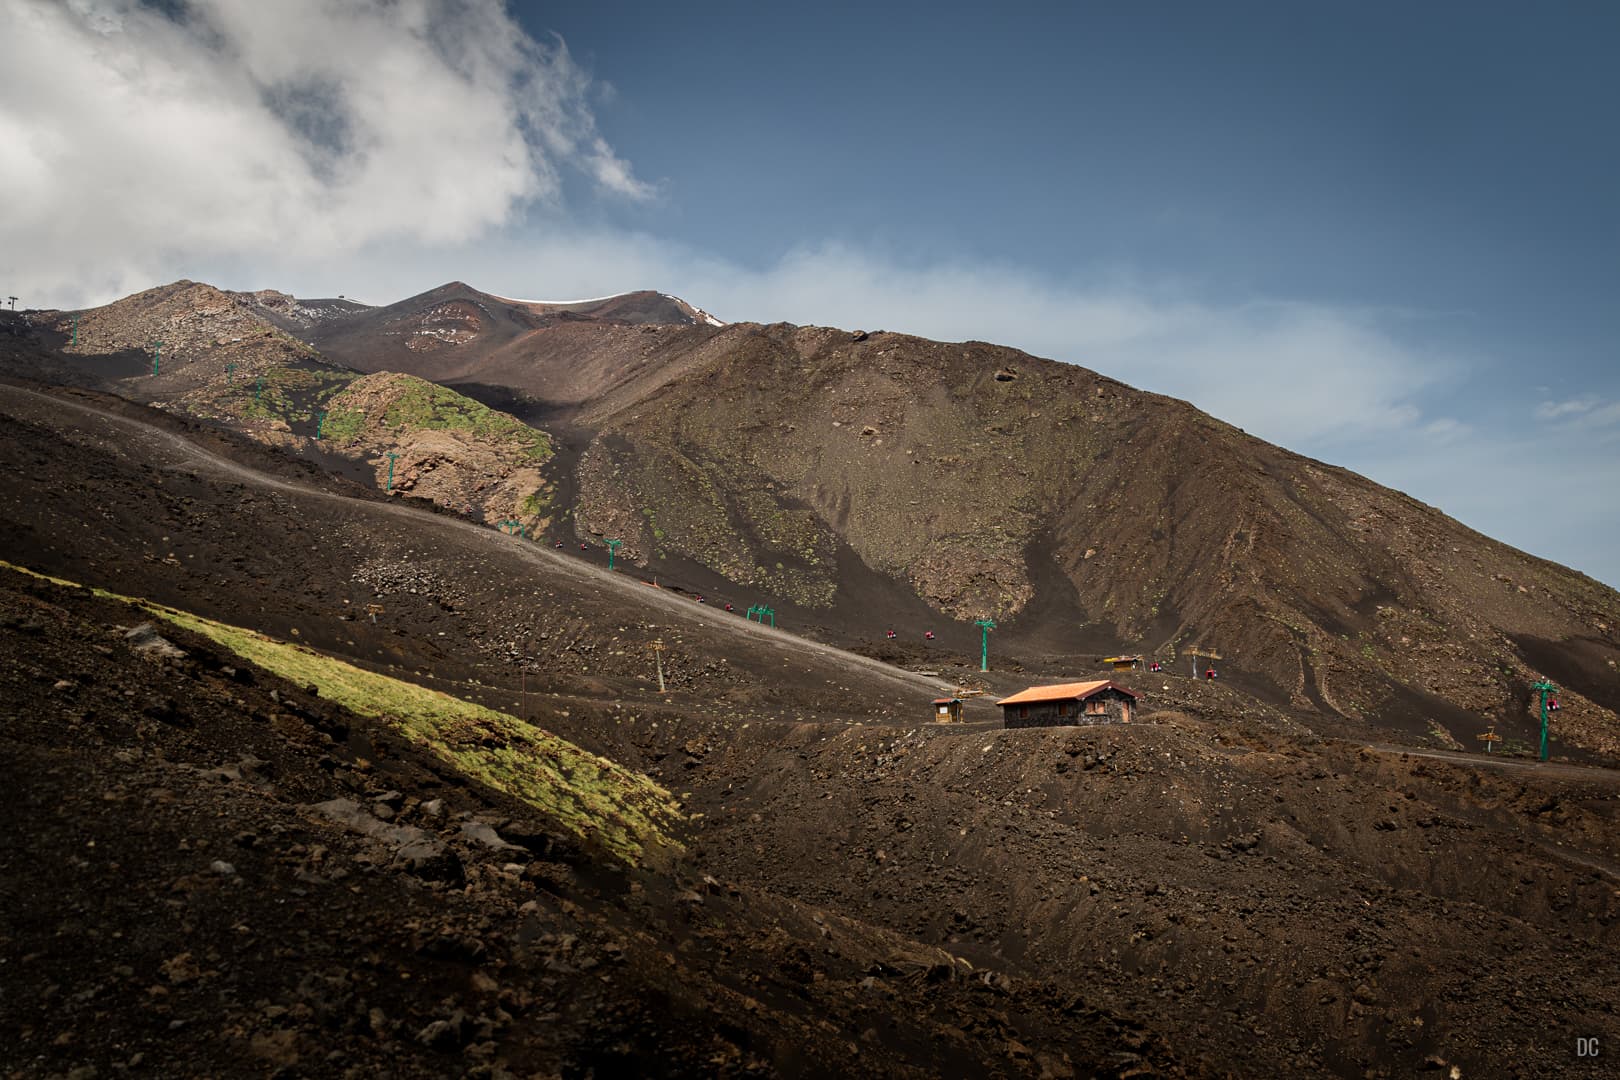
xmin=4 ymin=1 xmax=1617 ymax=587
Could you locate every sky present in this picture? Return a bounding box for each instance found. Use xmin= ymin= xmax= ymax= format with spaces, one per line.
xmin=3 ymin=0 xmax=1617 ymax=588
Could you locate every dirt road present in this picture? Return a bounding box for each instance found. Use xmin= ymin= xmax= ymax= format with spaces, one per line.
xmin=0 ymin=382 xmax=958 ymax=706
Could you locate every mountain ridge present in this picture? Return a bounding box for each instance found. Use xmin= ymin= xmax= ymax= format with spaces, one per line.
xmin=3 ymin=280 xmax=1616 ymax=757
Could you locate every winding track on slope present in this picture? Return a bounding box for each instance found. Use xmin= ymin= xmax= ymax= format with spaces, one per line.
xmin=16 ymin=382 xmax=1620 ymax=755
xmin=1 ymin=382 xmax=958 ymax=705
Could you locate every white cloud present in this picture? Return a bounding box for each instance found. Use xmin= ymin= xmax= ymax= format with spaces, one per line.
xmin=0 ymin=0 xmax=647 ymax=306
xmin=1418 ymin=417 xmax=1470 ymax=444
xmin=1536 ymin=396 xmax=1599 ymax=420
xmin=1536 ymin=395 xmax=1620 ymax=430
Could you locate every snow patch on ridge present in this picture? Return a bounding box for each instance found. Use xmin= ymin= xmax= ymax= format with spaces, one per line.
xmin=660 ymin=292 xmax=727 ymax=327
xmin=489 ymin=289 xmax=727 ymax=327
xmin=489 ymin=292 xmax=628 ymax=306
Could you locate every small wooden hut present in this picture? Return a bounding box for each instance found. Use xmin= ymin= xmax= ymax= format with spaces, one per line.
xmin=931 ymin=697 xmax=963 ymax=723
xmin=1102 ymin=654 xmax=1143 ymax=672
xmin=997 ymin=680 xmax=1137 ymax=728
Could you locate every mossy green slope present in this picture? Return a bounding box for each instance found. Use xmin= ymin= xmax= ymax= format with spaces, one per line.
xmin=3 ymin=562 xmax=678 ymax=864
xmin=328 ymin=373 xmax=551 ymax=461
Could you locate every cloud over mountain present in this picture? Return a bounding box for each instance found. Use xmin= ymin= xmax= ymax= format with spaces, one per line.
xmin=0 ymin=0 xmax=647 ymax=302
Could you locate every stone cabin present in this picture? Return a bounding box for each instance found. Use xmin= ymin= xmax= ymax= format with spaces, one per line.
xmin=997 ymin=680 xmax=1137 ymax=728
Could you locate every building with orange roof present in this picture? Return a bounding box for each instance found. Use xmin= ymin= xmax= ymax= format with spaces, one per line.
xmin=995 ymin=680 xmax=1137 ymax=728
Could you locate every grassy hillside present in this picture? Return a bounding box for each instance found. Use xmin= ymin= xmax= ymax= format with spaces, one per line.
xmin=1 ymin=561 xmax=680 ymax=864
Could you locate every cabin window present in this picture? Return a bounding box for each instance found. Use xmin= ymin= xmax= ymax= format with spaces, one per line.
xmin=1086 ymin=699 xmax=1106 ymax=715
xmin=1019 ymin=705 xmax=1028 ymax=720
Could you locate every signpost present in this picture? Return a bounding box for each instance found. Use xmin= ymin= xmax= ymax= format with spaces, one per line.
xmin=1531 ymin=678 xmax=1558 ymax=761
xmin=975 ymin=617 xmax=996 ymax=672
xmin=1476 ymin=726 xmax=1502 ymax=754
xmin=650 ymin=638 xmax=666 ymax=693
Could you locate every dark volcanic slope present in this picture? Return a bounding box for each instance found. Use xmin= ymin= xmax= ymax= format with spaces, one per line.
xmin=0 ymin=380 xmax=952 ymax=725
xmin=1 ymin=555 xmax=1182 ymax=1080
xmin=230 ymin=287 xmax=374 ymax=334
xmin=159 ymin=277 xmax=1620 ymax=755
xmin=561 ymin=323 xmax=1620 ymax=754
xmin=5 ymin=380 xmax=1620 ymax=1080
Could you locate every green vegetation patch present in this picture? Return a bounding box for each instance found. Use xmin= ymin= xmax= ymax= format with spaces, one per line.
xmin=378 ymin=379 xmax=552 ymax=462
xmin=234 ymin=367 xmax=361 ymax=425
xmin=520 ymin=488 xmax=552 ymax=517
xmin=1 ymin=562 xmax=679 ymax=864
xmin=319 ymin=405 xmax=367 ymax=443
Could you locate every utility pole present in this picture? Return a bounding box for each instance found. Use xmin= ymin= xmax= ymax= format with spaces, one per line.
xmin=150 ymin=339 xmax=164 ymax=376
xmin=975 ymin=617 xmax=996 ymax=672
xmin=255 ymin=375 xmax=265 ymax=405
xmin=315 ymin=410 xmax=327 ymax=439
xmin=385 ymin=452 xmax=400 ymax=492
xmin=7 ymin=296 xmax=15 ymax=310
xmin=650 ymin=638 xmax=666 ymax=693
xmin=1531 ymin=678 xmax=1558 ymax=761
xmin=225 ymin=362 xmax=235 ymax=385
xmin=605 ymin=538 xmax=622 ymax=569
xmin=71 ymin=314 xmax=78 ymax=346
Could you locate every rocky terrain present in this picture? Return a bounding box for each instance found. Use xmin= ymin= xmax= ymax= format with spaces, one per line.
xmin=3 ymin=274 xmax=1620 ymax=1077
xmin=6 ymin=281 xmax=1618 ymax=755
xmin=212 ymin=283 xmax=1620 ymax=758
xmin=0 ymin=284 xmax=566 ymax=534
xmin=3 ymin=376 xmax=1619 ymax=1079
xmin=3 ymin=559 xmax=1180 ymax=1079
